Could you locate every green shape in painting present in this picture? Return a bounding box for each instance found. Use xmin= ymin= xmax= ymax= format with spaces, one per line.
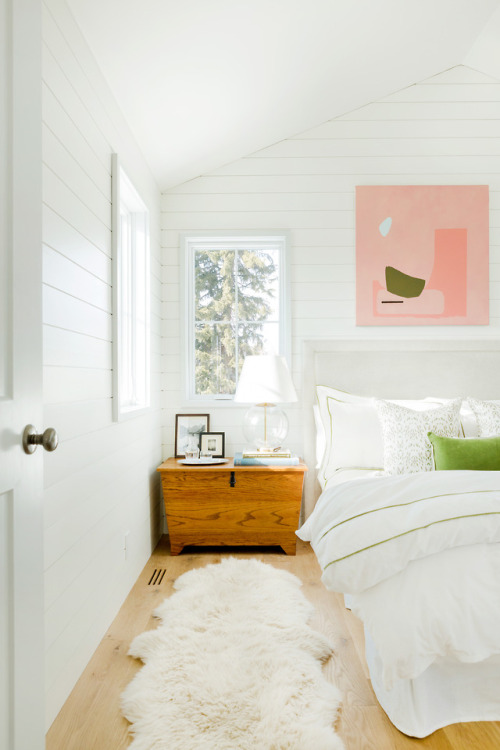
xmin=385 ymin=266 xmax=426 ymax=298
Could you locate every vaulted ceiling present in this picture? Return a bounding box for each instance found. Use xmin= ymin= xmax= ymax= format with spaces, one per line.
xmin=67 ymin=0 xmax=500 ymax=190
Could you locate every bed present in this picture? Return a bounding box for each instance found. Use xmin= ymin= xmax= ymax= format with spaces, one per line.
xmin=297 ymin=337 xmax=500 ymax=737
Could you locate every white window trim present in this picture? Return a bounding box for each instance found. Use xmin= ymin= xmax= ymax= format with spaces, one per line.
xmin=111 ymin=154 xmax=151 ymax=421
xmin=181 ymin=231 xmax=291 ymax=406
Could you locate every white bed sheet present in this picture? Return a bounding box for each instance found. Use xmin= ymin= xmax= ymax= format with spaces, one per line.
xmin=298 ymin=471 xmax=500 ymax=736
xmin=320 ymin=467 xmax=382 ymax=490
xmin=365 ymin=631 xmax=500 ymax=738
xmin=299 ymin=471 xmax=500 ymax=594
xmin=350 ymin=541 xmax=500 ymax=689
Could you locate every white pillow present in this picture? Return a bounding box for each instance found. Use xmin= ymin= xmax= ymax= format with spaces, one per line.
xmin=467 ymin=397 xmax=500 ymax=437
xmin=326 ymin=398 xmax=384 ymax=471
xmin=459 ymin=401 xmax=480 ymax=438
xmin=315 ymin=385 xmax=448 ymax=486
xmin=312 ymin=404 xmax=325 ymax=469
xmin=420 ymin=396 xmax=479 ymax=438
xmin=316 ymin=386 xmax=372 ymax=487
xmin=375 ymin=399 xmax=462 ymax=475
xmin=400 ymin=396 xmax=484 ymax=438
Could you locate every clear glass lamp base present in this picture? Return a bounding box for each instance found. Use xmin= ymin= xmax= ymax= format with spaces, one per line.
xmin=242 ymin=404 xmax=288 ymax=451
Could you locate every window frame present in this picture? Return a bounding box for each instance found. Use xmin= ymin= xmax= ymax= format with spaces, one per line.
xmin=181 ymin=232 xmax=291 ymax=405
xmin=111 ymin=154 xmax=151 ymax=421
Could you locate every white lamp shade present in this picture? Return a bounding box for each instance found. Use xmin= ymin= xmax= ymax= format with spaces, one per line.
xmin=234 ymin=355 xmax=298 ymax=404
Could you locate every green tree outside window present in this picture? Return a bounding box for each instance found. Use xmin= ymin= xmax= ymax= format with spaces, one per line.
xmin=194 ymin=247 xmax=279 ymax=396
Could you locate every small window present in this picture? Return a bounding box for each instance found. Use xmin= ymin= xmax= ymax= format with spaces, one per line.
xmin=182 ymin=234 xmax=290 ymax=402
xmin=112 ymin=155 xmax=150 ymax=420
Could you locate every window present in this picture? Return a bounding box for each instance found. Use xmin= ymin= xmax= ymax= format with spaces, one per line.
xmin=112 ymin=155 xmax=150 ymax=420
xmin=183 ymin=234 xmax=290 ymax=401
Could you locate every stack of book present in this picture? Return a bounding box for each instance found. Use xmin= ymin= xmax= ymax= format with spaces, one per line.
xmin=234 ymin=449 xmax=299 ymax=466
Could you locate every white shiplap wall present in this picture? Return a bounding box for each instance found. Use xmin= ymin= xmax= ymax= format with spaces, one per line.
xmin=42 ymin=0 xmax=162 ymax=728
xmin=161 ymin=65 xmax=500 ymax=460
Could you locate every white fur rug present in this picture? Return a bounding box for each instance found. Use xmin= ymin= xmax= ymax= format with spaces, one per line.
xmin=121 ymin=558 xmax=344 ymax=750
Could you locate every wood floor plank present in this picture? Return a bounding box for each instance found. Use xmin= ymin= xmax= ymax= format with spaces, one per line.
xmin=443 ymin=720 xmax=500 ymax=749
xmin=46 ymin=537 xmax=500 ymax=750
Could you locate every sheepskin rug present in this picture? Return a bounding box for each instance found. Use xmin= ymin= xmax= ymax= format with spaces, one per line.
xmin=121 ymin=557 xmax=344 ymax=750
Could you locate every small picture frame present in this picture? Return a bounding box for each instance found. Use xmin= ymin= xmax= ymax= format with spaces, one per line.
xmin=199 ymin=431 xmax=225 ymax=458
xmin=175 ymin=414 xmax=210 ymax=458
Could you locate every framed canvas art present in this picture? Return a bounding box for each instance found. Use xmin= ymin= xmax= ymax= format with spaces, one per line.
xmin=356 ymin=185 xmax=489 ymax=325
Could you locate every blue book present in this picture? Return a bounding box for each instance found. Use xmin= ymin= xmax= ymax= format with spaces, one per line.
xmin=234 ymin=452 xmax=300 ymax=466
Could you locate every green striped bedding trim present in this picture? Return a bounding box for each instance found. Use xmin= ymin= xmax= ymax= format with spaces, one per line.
xmin=317 ymin=387 xmax=350 ymax=485
xmin=316 ymin=384 xmax=362 ymax=485
xmin=324 ymin=511 xmax=500 ymax=570
xmin=319 ymin=489 xmax=500 ymax=541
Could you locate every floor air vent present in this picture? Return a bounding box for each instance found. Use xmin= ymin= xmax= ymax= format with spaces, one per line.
xmin=148 ymin=569 xmax=166 ymax=586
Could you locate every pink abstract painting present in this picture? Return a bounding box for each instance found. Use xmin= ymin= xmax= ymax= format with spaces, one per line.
xmin=356 ymin=185 xmax=489 ymax=325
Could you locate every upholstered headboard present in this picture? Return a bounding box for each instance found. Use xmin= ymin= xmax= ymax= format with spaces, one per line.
xmin=301 ymin=337 xmax=500 ymax=517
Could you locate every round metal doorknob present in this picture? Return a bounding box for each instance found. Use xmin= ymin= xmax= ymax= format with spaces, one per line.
xmin=22 ymin=425 xmax=59 ymax=454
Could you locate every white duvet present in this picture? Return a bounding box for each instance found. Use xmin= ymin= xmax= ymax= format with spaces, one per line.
xmin=297 ymin=471 xmax=500 ymax=688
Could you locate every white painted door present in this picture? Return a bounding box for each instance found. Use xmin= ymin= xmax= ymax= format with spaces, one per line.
xmin=0 ymin=0 xmax=45 ymax=748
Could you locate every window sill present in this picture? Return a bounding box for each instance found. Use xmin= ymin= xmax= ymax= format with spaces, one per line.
xmin=114 ymin=404 xmax=151 ymax=421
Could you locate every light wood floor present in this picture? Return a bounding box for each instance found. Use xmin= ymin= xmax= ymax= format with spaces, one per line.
xmin=47 ymin=537 xmax=500 ymax=750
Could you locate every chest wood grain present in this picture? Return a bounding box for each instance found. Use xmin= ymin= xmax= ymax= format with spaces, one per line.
xmin=157 ymin=458 xmax=307 ymax=555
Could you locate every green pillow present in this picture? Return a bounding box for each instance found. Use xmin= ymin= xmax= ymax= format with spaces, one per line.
xmin=427 ymin=432 xmax=500 ymax=471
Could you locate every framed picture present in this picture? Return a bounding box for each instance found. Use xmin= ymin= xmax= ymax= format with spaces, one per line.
xmin=356 ymin=185 xmax=489 ymax=326
xmin=199 ymin=431 xmax=225 ymax=458
xmin=175 ymin=414 xmax=210 ymax=457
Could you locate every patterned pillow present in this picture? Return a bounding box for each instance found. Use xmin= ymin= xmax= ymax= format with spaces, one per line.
xmin=375 ymin=399 xmax=462 ymax=475
xmin=467 ymin=397 xmax=500 ymax=437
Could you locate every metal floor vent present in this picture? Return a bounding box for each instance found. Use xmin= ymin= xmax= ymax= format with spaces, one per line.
xmin=148 ymin=569 xmax=166 ymax=586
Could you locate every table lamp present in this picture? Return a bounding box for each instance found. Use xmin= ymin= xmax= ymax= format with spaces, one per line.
xmin=233 ymin=355 xmax=298 ymax=451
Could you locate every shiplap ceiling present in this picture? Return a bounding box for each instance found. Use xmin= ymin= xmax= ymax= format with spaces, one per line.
xmin=66 ymin=0 xmax=500 ymax=190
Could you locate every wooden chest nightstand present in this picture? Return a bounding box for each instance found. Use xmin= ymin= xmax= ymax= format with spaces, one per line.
xmin=157 ymin=458 xmax=307 ymax=555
